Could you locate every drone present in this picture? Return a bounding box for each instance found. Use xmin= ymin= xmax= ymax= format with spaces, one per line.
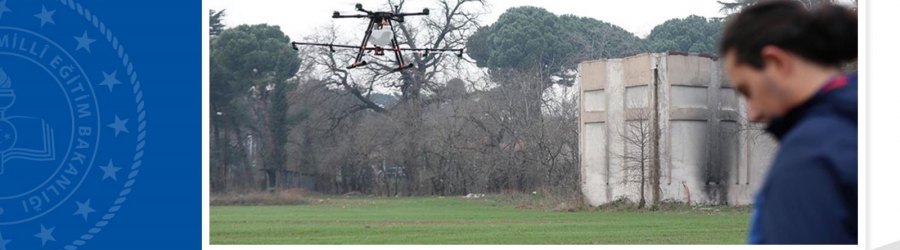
xmin=290 ymin=3 xmax=465 ymax=72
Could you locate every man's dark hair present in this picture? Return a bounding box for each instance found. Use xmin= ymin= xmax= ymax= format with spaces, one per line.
xmin=719 ymin=0 xmax=857 ymax=69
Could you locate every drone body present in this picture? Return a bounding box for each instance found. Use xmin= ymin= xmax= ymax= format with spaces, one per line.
xmin=290 ymin=4 xmax=464 ymax=72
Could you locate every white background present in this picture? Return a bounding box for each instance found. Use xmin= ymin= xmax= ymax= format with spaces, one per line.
xmin=867 ymin=0 xmax=899 ymax=249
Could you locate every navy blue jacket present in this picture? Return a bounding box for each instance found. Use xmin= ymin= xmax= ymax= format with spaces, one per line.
xmin=747 ymin=74 xmax=858 ymax=244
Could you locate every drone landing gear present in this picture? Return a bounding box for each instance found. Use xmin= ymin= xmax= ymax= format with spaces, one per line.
xmin=347 ymin=61 xmax=369 ymax=69
xmin=392 ymin=63 xmax=416 ymax=72
xmin=345 ymin=61 xmax=415 ymax=71
xmin=345 ymin=18 xmax=413 ymax=71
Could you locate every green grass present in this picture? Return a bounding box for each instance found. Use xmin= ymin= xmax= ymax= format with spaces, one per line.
xmin=210 ymin=197 xmax=750 ymax=244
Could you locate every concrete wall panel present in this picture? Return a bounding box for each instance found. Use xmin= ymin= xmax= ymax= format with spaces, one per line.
xmin=671 ymin=85 xmax=708 ymax=108
xmin=728 ymin=131 xmax=778 ymax=205
xmin=719 ymin=61 xmax=732 ymax=89
xmin=717 ymin=110 xmax=741 ymax=122
xmin=670 ymin=109 xmax=710 ymax=121
xmin=667 ymin=120 xmax=708 ymax=203
xmin=582 ymin=111 xmax=606 ymax=123
xmin=580 ymin=60 xmax=607 ymax=90
xmin=625 ymin=86 xmax=649 ymax=109
xmin=748 ymin=132 xmax=778 ymax=185
xmin=714 ymin=121 xmax=740 ymax=203
xmin=585 ymin=90 xmax=606 ymax=112
xmin=667 ymin=55 xmax=713 ymax=86
xmin=582 ymin=122 xmax=608 ymax=205
xmin=719 ymin=89 xmax=739 ymax=111
xmin=605 ymin=59 xmax=626 ymax=203
xmin=624 ymin=54 xmax=652 ymax=87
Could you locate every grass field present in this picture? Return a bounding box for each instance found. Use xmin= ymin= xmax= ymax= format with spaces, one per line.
xmin=210 ymin=195 xmax=750 ymax=244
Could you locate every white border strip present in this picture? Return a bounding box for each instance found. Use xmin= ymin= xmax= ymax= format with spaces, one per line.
xmin=868 ymin=0 xmax=900 ymax=248
xmin=202 ymin=0 xmax=211 ymax=248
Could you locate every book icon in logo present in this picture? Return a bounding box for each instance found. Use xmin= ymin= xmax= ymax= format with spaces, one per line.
xmin=0 ymin=68 xmax=57 ymax=175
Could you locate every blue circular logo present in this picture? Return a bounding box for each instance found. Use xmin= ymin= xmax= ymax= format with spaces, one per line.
xmin=0 ymin=0 xmax=145 ymax=249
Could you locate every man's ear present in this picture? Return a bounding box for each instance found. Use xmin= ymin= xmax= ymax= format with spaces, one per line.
xmin=760 ymin=45 xmax=793 ymax=76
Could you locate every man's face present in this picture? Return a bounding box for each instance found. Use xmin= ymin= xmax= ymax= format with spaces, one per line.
xmin=723 ymin=50 xmax=786 ymax=123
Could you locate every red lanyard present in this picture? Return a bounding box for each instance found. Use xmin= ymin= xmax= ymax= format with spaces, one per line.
xmin=820 ymin=75 xmax=849 ymax=94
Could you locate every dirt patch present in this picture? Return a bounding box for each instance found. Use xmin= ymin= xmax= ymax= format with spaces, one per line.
xmin=283 ymin=188 xmax=322 ymax=197
xmin=264 ymin=218 xmax=603 ymax=226
xmin=210 ymin=191 xmax=308 ymax=206
xmin=342 ymin=191 xmax=365 ymax=197
xmin=308 ymin=198 xmax=389 ymax=206
xmin=488 ymin=189 xmax=586 ymax=212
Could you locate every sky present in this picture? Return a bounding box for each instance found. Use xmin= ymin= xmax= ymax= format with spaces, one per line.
xmin=207 ymin=0 xmax=854 ymax=96
xmin=208 ymin=0 xmax=731 ymax=41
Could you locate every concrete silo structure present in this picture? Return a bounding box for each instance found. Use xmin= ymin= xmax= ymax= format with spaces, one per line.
xmin=578 ymin=52 xmax=778 ymax=206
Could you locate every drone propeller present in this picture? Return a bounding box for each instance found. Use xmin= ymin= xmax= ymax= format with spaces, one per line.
xmin=330 ymin=3 xmax=430 ymax=21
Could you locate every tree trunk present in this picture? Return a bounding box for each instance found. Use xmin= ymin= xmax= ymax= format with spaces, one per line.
xmin=272 ymin=82 xmax=289 ymax=191
xmin=231 ymin=117 xmax=255 ymax=191
xmin=213 ymin=116 xmax=226 ymax=193
xmin=639 ymin=152 xmax=646 ymax=209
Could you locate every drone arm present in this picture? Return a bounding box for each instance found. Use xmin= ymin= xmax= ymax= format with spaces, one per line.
xmin=393 ymin=8 xmax=430 ymax=17
xmin=291 ymin=42 xmax=359 ymax=49
xmin=396 ymin=12 xmax=428 ymax=17
xmin=400 ymin=48 xmax=462 ymax=52
xmin=332 ymin=14 xmax=369 ymax=18
xmin=291 ymin=42 xmax=375 ymax=56
xmin=394 ymin=48 xmax=465 ymax=58
xmin=353 ymin=3 xmax=374 ymax=15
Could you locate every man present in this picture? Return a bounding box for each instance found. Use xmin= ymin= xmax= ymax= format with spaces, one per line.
xmin=718 ymin=0 xmax=858 ymax=244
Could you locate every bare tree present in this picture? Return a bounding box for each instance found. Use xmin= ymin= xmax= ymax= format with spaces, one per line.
xmin=276 ymin=2 xmax=581 ymax=197
xmin=298 ymin=0 xmax=486 ymax=112
xmin=612 ymin=100 xmax=655 ymax=209
xmin=276 ymin=62 xmax=583 ymax=198
xmin=293 ymin=0 xmax=487 ymax=196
